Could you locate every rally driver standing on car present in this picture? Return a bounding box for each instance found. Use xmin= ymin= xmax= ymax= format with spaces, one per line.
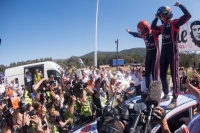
xmin=151 ymin=2 xmax=191 ymax=109
xmin=126 ymin=21 xmax=160 ymax=90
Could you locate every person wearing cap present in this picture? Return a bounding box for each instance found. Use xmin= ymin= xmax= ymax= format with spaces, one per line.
xmin=123 ymin=80 xmax=136 ymax=100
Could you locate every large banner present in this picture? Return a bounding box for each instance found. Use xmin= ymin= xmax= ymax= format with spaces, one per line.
xmin=178 ymin=20 xmax=200 ymax=51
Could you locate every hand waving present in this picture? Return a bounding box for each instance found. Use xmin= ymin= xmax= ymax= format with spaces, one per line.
xmin=174 ymin=2 xmax=180 ymax=6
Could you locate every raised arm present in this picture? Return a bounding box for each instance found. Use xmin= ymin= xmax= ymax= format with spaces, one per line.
xmin=33 ymin=78 xmax=48 ymax=92
xmin=151 ymin=17 xmax=162 ymax=32
xmin=186 ymin=78 xmax=200 ymax=101
xmin=174 ymin=2 xmax=191 ymax=28
xmin=126 ymin=29 xmax=143 ymax=38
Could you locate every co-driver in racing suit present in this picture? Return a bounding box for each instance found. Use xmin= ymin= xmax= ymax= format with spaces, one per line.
xmin=126 ymin=21 xmax=161 ymax=90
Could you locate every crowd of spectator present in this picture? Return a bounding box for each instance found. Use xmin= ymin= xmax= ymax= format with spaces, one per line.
xmin=1 ymin=64 xmax=200 ymax=133
xmin=0 ymin=64 xmax=148 ymax=133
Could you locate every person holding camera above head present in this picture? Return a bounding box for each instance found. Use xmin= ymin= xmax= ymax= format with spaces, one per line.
xmin=63 ymin=93 xmax=77 ymax=124
xmin=80 ymin=86 xmax=94 ymax=119
xmin=13 ymin=109 xmax=44 ymax=133
xmin=24 ymin=69 xmax=33 ymax=93
xmin=100 ymin=80 xmax=109 ymax=106
xmin=46 ymin=102 xmax=72 ymax=132
xmin=31 ymin=101 xmax=58 ymax=133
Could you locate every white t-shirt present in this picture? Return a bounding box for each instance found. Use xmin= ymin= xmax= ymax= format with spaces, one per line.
xmin=0 ymin=83 xmax=5 ymax=94
xmin=124 ymin=75 xmax=132 ymax=82
xmin=169 ymin=77 xmax=173 ymax=87
xmin=26 ymin=74 xmax=32 ymax=82
xmin=82 ymin=76 xmax=89 ymax=83
xmin=78 ymin=59 xmax=83 ymax=64
xmin=140 ymin=76 xmax=147 ymax=93
xmin=131 ymin=73 xmax=141 ymax=86
xmin=88 ymin=70 xmax=93 ymax=76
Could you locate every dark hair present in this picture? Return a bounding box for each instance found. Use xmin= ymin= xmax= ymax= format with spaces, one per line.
xmin=101 ymin=80 xmax=106 ymax=88
xmin=32 ymin=101 xmax=41 ymax=111
xmin=95 ymin=78 xmax=101 ymax=85
xmin=190 ymin=21 xmax=200 ymax=47
xmin=46 ymin=102 xmax=53 ymax=109
xmin=99 ymin=119 xmax=124 ymax=133
xmin=64 ymin=92 xmax=71 ymax=104
xmin=40 ymin=94 xmax=45 ymax=105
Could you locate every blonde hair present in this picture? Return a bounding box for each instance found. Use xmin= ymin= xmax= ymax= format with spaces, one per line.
xmin=110 ymin=77 xmax=116 ymax=85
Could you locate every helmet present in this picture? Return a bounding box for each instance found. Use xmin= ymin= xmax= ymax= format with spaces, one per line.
xmin=156 ymin=6 xmax=173 ymax=20
xmin=137 ymin=20 xmax=151 ymax=35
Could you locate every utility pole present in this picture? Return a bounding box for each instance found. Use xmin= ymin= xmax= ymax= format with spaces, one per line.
xmin=115 ymin=39 xmax=118 ymax=71
xmin=94 ymin=0 xmax=99 ymax=66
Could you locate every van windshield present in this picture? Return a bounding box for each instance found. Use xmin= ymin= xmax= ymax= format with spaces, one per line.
xmin=55 ymin=64 xmax=63 ymax=72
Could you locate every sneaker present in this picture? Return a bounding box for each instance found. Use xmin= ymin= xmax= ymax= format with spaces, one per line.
xmin=161 ymin=95 xmax=170 ymax=102
xmin=167 ymin=99 xmax=177 ymax=110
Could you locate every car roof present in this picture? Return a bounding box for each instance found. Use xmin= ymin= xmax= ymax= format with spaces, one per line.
xmin=71 ymin=92 xmax=198 ymax=133
xmin=125 ymin=92 xmax=198 ymax=133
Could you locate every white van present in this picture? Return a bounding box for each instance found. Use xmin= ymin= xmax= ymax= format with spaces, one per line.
xmin=5 ymin=61 xmax=63 ymax=88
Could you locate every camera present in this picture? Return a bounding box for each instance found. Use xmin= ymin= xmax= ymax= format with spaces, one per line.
xmin=98 ymin=102 xmax=163 ymax=133
xmin=83 ymin=83 xmax=88 ymax=89
xmin=29 ymin=109 xmax=37 ymax=116
xmin=18 ymin=101 xmax=26 ymax=114
xmin=2 ymin=105 xmax=14 ymax=128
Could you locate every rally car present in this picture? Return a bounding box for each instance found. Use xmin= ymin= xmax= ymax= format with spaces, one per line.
xmin=70 ymin=92 xmax=198 ymax=133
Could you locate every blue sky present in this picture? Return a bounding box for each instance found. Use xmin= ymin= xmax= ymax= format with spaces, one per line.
xmin=0 ymin=0 xmax=200 ymax=66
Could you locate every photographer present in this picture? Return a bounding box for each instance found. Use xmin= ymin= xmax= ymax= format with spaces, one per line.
xmin=14 ymin=110 xmax=44 ymax=133
xmin=185 ymin=78 xmax=200 ymax=132
xmin=100 ymin=80 xmax=109 ymax=107
xmin=63 ymin=93 xmax=76 ymax=124
xmin=75 ymin=81 xmax=94 ymax=120
xmin=31 ymin=101 xmax=52 ymax=132
xmin=99 ymin=106 xmax=170 ymax=133
xmin=99 ymin=119 xmax=125 ymax=133
xmin=152 ymin=107 xmax=171 ymax=133
xmin=46 ymin=102 xmax=72 ymax=132
xmin=79 ymin=88 xmax=93 ymax=119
